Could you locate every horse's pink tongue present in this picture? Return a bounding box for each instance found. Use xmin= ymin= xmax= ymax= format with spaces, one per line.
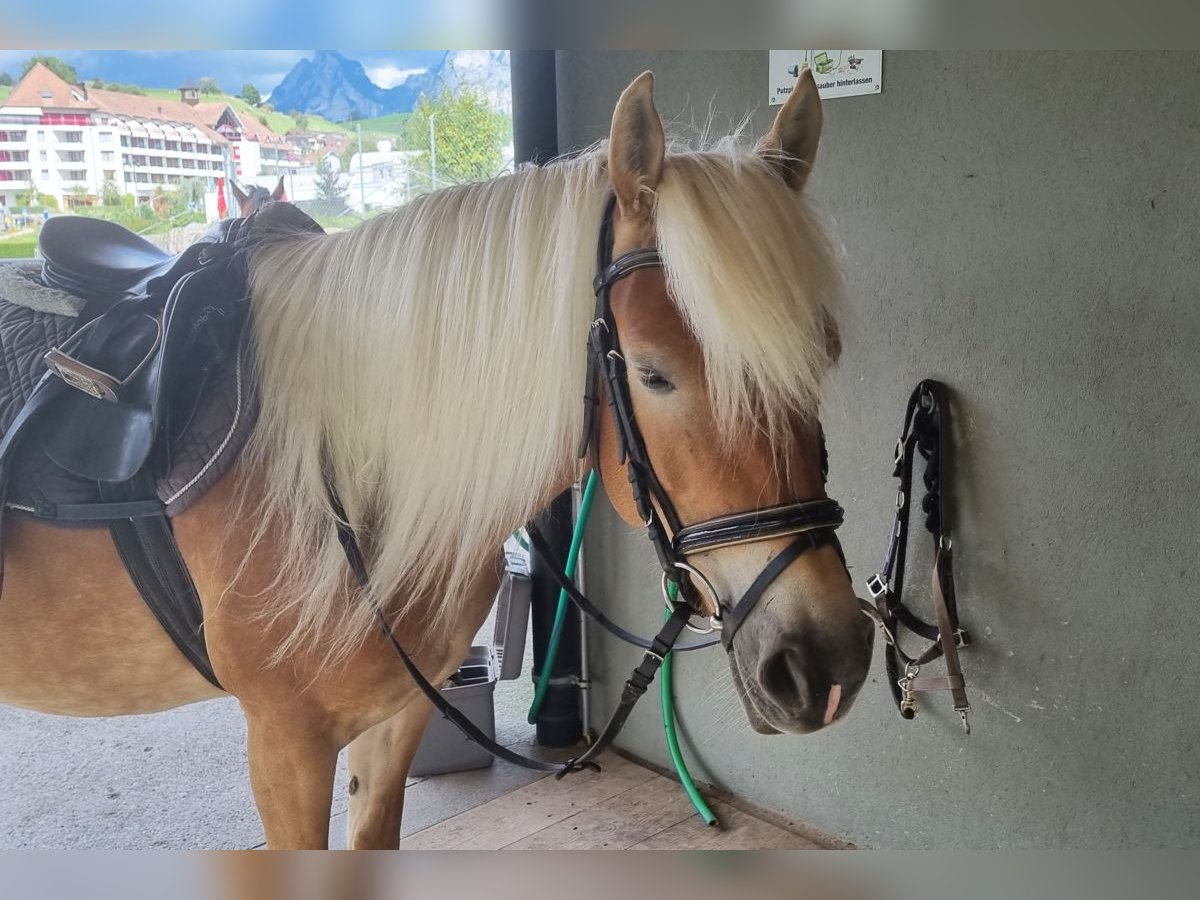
xmin=823 ymin=684 xmax=842 ymax=726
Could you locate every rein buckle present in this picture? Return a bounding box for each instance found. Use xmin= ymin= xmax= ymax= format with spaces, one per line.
xmin=866 ymin=573 xmax=889 ymax=599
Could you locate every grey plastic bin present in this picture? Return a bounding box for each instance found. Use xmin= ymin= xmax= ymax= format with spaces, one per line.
xmin=408 ymin=644 xmax=497 ymax=777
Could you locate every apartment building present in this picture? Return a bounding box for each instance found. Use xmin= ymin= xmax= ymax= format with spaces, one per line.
xmin=0 ymin=63 xmax=297 ymax=211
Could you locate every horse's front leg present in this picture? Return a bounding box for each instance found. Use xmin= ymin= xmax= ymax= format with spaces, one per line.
xmin=345 ymin=699 xmax=433 ymax=849
xmin=243 ymin=705 xmax=340 ymax=849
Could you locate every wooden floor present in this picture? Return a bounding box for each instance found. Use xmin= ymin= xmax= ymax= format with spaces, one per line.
xmin=401 ymin=753 xmax=831 ymax=850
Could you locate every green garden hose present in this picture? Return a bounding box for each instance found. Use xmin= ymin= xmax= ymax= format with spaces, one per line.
xmin=525 ymin=470 xmax=718 ymax=825
xmin=526 ymin=471 xmax=598 ymax=724
xmin=662 ymin=582 xmax=719 ymax=826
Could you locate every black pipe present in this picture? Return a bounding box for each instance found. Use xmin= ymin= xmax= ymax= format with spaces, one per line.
xmin=511 ymin=51 xmax=582 ymax=748
xmin=527 ymin=492 xmax=583 ymax=747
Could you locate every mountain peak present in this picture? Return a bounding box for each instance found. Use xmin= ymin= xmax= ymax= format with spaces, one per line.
xmin=268 ymin=50 xmax=510 ymax=123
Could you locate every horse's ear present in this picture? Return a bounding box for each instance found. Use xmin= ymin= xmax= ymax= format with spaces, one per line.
xmin=758 ymin=68 xmax=823 ymax=191
xmin=608 ymin=71 xmax=665 ymax=221
xmin=271 ymin=175 xmax=286 ymax=201
xmin=230 ymin=180 xmax=249 ymax=208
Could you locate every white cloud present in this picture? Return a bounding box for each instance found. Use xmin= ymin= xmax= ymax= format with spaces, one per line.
xmin=366 ymin=65 xmax=426 ymax=88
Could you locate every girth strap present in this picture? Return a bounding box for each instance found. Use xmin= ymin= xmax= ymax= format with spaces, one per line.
xmin=100 ymin=472 xmax=221 ymax=690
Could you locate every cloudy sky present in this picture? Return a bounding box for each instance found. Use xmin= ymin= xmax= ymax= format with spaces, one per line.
xmin=0 ymin=51 xmax=448 ymax=94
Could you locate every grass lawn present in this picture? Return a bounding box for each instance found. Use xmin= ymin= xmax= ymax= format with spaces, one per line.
xmin=0 ymin=85 xmax=11 ymax=102
xmin=0 ymin=237 xmax=37 ymax=259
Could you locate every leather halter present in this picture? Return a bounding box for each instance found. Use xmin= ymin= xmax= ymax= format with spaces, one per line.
xmin=865 ymin=380 xmax=972 ymax=732
xmin=579 ymin=195 xmax=846 ymax=649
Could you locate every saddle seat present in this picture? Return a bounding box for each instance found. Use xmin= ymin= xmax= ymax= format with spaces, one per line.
xmin=38 ymin=215 xmax=180 ymax=303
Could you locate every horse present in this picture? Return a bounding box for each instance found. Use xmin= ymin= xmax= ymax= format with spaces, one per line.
xmin=0 ymin=69 xmax=872 ymax=849
xmin=230 ymin=176 xmax=287 ymax=217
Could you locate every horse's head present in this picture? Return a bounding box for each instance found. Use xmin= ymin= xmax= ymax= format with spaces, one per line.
xmin=231 ymin=176 xmax=287 ymax=217
xmin=594 ymin=71 xmax=872 ymax=735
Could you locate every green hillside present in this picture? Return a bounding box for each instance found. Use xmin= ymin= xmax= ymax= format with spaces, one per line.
xmin=356 ymin=113 xmax=412 ymax=135
xmin=0 ymin=85 xmax=11 ymax=102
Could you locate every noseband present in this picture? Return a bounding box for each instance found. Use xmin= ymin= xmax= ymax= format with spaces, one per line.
xmin=579 ymin=196 xmax=845 ymax=649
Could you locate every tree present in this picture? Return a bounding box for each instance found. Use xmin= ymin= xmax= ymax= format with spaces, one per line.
xmin=290 ymin=112 xmax=309 ymax=131
xmin=404 ymin=86 xmax=510 ymax=190
xmin=198 ymin=76 xmax=221 ymax=95
xmin=0 ymin=72 xmax=13 ymax=87
xmin=240 ymin=83 xmax=261 ymax=106
xmin=101 ymin=177 xmax=122 ymax=207
xmin=22 ymin=55 xmax=78 ymax=84
xmin=314 ymin=156 xmax=349 ymax=211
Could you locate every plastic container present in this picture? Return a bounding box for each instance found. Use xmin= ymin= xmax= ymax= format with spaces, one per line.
xmin=492 ymin=562 xmax=531 ymax=682
xmin=408 ymin=644 xmax=498 ymax=777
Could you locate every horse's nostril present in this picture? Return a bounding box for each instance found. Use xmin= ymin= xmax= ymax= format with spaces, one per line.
xmin=758 ymin=647 xmax=808 ymax=712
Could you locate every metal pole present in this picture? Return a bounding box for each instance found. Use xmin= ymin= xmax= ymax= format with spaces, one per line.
xmin=429 ymin=113 xmax=437 ymax=190
xmin=356 ymin=122 xmax=366 ymax=217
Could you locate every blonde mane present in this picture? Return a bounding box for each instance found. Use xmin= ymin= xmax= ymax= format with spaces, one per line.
xmin=245 ymin=139 xmax=844 ymax=660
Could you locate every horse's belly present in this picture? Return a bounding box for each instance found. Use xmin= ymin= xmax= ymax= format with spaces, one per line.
xmin=0 ymin=518 xmax=223 ymax=716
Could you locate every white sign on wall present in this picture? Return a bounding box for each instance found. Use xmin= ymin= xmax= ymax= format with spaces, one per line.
xmin=768 ymin=51 xmax=883 ymax=104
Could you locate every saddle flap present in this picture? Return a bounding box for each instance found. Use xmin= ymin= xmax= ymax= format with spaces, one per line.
xmin=38 ymin=388 xmax=157 ymax=483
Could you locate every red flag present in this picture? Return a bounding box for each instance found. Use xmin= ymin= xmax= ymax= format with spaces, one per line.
xmin=216 ymin=177 xmax=228 ymax=218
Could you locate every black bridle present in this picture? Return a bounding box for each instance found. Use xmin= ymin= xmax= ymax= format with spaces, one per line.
xmin=577 ymin=195 xmax=846 ymax=650
xmin=346 ymin=195 xmax=847 ymax=778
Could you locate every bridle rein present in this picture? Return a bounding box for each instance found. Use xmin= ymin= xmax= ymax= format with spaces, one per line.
xmin=344 ymin=194 xmax=850 ymax=778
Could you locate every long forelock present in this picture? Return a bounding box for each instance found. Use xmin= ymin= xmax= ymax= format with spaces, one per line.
xmin=654 ymin=144 xmax=844 ymax=455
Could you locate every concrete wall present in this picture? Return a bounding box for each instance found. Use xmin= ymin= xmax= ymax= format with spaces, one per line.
xmin=564 ymin=51 xmax=1200 ymax=849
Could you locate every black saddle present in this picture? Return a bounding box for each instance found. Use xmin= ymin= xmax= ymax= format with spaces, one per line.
xmin=40 ymin=216 xmax=186 ymax=305
xmin=35 ymin=217 xmax=252 ymax=483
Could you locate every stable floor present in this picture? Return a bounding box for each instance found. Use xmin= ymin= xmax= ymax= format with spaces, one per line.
xmin=399 ymin=752 xmax=826 ymax=850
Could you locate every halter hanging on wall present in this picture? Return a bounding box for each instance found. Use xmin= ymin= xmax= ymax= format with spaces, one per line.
xmin=864 ymin=379 xmax=973 ymax=733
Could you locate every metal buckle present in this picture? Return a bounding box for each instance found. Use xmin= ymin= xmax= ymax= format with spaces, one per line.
xmin=893 ymin=438 xmax=904 ymax=466
xmin=939 ymin=533 xmax=953 ymax=553
xmin=898 ymin=662 xmax=919 ymax=716
xmin=858 ymin=598 xmax=896 ymax=646
xmin=956 ymin=704 xmax=971 ymax=735
xmin=865 ymin=573 xmax=889 ymax=599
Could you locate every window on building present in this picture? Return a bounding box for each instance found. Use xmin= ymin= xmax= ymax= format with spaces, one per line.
xmin=120 ymin=135 xmax=130 ymax=147
xmin=39 ymin=150 xmax=47 ymax=161
xmin=149 ymin=156 xmax=164 ymax=167
xmin=148 ymin=139 xmax=164 ymax=150
xmin=131 ymin=137 xmax=146 ymax=149
xmin=59 ymin=131 xmax=84 ymax=143
xmin=0 ymin=130 xmax=28 ymax=142
xmin=41 ymin=169 xmax=49 ymax=179
xmin=181 ymin=142 xmax=195 ymax=153
xmin=165 ymin=140 xmax=179 ymax=152
xmin=101 ymin=150 xmax=114 ymax=162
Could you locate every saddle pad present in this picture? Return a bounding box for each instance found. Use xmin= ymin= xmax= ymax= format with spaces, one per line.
xmin=0 ymin=278 xmax=258 ymax=522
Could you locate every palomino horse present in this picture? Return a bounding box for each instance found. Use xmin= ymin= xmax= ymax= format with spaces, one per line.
xmin=0 ymin=70 xmax=871 ymax=849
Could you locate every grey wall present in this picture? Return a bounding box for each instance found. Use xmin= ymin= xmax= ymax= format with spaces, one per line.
xmin=563 ymin=51 xmax=1200 ymax=849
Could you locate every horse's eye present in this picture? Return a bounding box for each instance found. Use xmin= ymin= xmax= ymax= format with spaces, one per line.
xmin=637 ymin=367 xmax=674 ymax=392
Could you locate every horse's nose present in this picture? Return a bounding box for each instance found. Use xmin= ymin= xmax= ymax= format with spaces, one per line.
xmin=755 ymin=618 xmax=873 ymax=730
